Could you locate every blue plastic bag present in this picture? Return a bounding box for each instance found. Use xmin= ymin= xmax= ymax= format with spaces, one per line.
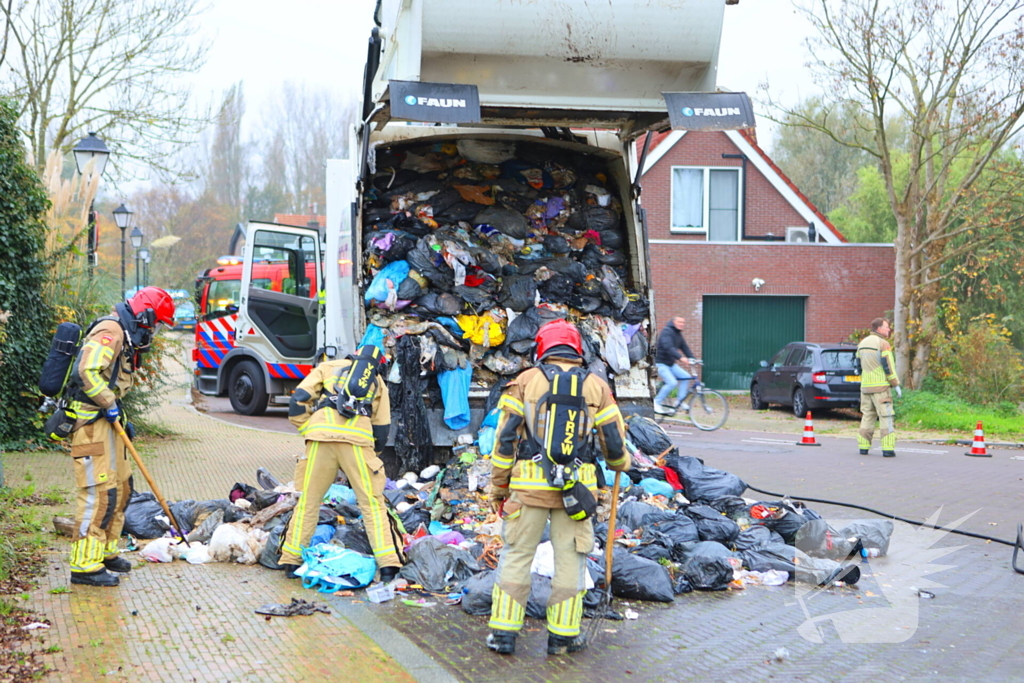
xmin=477 ymin=426 xmax=496 ymax=455
xmin=639 ymin=478 xmax=675 ymax=498
xmin=359 ymin=324 xmax=385 ymax=351
xmin=324 ymin=483 xmax=357 ymax=508
xmin=310 ymin=524 xmax=335 ymax=546
xmin=435 ymin=316 xmax=464 ymax=338
xmin=364 ymin=260 xmax=410 ymax=304
xmin=296 ymin=544 xmax=377 ymax=592
xmin=438 ymin=364 xmax=472 ymax=430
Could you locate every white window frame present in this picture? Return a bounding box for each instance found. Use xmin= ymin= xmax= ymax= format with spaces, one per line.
xmin=669 ymin=165 xmax=743 ymax=240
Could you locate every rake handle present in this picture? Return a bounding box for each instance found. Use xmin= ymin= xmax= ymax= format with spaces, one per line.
xmin=604 ymin=471 xmax=622 ymax=591
xmin=113 ymin=421 xmax=187 ymax=544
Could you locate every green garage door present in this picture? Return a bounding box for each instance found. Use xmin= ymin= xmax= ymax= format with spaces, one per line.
xmin=702 ymin=296 xmax=805 ymax=390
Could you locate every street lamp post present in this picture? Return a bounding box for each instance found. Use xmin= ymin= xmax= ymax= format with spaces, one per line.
xmin=138 ymin=247 xmax=150 ymax=288
xmin=72 ymin=133 xmax=111 ymax=278
xmin=113 ymin=204 xmax=133 ymax=298
xmin=131 ymin=227 xmax=144 ymax=292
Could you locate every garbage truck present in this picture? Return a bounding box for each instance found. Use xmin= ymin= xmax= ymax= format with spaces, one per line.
xmin=199 ymin=0 xmax=747 ymax=472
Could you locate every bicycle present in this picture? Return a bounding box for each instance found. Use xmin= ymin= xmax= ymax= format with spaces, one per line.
xmin=653 ymin=360 xmax=729 ymax=431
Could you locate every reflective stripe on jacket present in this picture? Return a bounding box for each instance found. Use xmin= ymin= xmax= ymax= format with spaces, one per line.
xmin=69 ymin=318 xmax=132 ymax=419
xmin=857 ymin=333 xmax=899 ymax=393
xmin=289 ymin=358 xmax=391 ymax=445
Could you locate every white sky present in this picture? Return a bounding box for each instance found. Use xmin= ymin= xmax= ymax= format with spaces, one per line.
xmin=189 ymin=0 xmax=819 ymax=151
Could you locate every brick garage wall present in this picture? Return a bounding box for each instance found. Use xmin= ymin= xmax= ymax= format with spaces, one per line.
xmin=649 ymin=243 xmax=896 ymax=358
xmin=641 ymin=131 xmax=808 ymax=240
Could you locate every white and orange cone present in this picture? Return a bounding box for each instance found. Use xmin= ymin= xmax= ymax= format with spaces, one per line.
xmin=796 ymin=411 xmax=821 ymax=446
xmin=964 ymin=421 xmax=991 ymax=457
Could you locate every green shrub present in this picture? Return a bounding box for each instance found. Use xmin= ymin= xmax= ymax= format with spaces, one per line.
xmin=930 ymin=316 xmax=1024 ymax=406
xmin=897 ymin=389 xmax=1024 ymax=437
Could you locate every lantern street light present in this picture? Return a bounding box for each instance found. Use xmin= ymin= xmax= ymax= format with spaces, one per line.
xmin=138 ymin=247 xmax=150 ymax=289
xmin=142 ymin=249 xmax=152 ymax=288
xmin=72 ymin=133 xmax=111 ymax=278
xmin=132 ymin=227 xmax=145 ymax=292
xmin=113 ymin=204 xmax=133 ymax=298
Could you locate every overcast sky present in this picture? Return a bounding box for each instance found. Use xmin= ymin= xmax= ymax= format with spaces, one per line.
xmin=189 ymin=0 xmax=818 ymax=150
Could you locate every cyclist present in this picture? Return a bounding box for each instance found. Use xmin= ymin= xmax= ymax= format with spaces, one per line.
xmin=654 ymin=315 xmax=695 ymax=415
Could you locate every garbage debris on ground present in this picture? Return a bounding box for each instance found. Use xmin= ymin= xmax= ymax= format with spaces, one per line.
xmin=254 ymin=598 xmax=330 ymax=617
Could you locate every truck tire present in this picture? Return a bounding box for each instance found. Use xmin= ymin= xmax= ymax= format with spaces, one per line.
xmin=228 ymin=360 xmax=269 ymax=416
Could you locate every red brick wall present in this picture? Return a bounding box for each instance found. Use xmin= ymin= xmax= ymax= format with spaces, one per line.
xmin=649 ymin=243 xmax=896 ymax=358
xmin=642 ymin=131 xmax=807 ymax=240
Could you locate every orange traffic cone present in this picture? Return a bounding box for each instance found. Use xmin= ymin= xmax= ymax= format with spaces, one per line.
xmin=796 ymin=411 xmax=821 ymax=446
xmin=964 ymin=421 xmax=991 ymax=457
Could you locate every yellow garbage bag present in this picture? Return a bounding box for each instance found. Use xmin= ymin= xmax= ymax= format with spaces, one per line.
xmin=456 ymin=313 xmax=506 ymax=348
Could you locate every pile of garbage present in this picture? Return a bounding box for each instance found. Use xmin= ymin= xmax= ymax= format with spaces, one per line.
xmin=360 ymin=139 xmax=651 ymax=473
xmin=117 ymin=418 xmax=892 ymax=614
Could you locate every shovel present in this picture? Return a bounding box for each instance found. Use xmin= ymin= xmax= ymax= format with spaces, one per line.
xmin=113 ymin=421 xmax=188 ymax=544
xmin=586 ymin=469 xmax=622 ymax=642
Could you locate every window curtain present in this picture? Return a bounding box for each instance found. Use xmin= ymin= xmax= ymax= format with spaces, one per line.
xmin=671 ymin=168 xmax=703 ymax=229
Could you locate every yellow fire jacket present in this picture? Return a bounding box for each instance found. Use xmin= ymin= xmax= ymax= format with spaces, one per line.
xmin=288 ymin=358 xmax=391 ymax=448
xmin=857 ymin=332 xmax=900 ymax=394
xmin=490 ymin=356 xmax=631 ymax=508
xmin=69 ymin=318 xmax=133 ymax=422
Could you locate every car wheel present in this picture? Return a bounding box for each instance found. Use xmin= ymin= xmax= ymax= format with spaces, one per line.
xmin=228 ymin=360 xmax=269 ymax=416
xmin=750 ymin=383 xmax=768 ymax=410
xmin=792 ymin=388 xmax=808 ymax=418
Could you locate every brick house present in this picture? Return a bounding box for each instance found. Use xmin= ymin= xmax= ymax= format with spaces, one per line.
xmin=639 ymin=129 xmax=895 ymax=390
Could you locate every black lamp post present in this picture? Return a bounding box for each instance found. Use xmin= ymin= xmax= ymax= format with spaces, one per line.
xmin=72 ymin=133 xmax=111 ymax=278
xmin=142 ymin=250 xmax=152 ymax=287
xmin=113 ymin=204 xmax=133 ymax=297
xmin=138 ymin=247 xmax=150 ymax=288
xmin=131 ymin=227 xmax=144 ymax=292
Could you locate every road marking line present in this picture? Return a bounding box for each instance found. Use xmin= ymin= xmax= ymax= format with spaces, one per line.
xmin=895 ymin=447 xmax=949 ymax=454
xmin=743 ymin=438 xmax=794 ymax=444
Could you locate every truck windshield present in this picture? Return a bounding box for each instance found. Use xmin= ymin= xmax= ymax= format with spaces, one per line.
xmin=206 ymin=279 xmax=241 ymax=317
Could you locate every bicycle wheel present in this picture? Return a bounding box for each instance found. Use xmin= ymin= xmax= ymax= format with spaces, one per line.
xmin=688 ymin=390 xmax=729 ymax=431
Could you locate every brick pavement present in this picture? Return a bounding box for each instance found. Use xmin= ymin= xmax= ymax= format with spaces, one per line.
xmin=5 ymin=342 xmax=1023 ymax=682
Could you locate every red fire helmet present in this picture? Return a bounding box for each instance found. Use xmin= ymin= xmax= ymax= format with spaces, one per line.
xmin=534 ymin=319 xmax=583 ymax=360
xmin=128 ymin=287 xmax=175 ymax=327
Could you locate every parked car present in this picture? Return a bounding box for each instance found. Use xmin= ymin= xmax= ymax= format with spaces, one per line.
xmin=750 ymin=342 xmax=861 ymax=416
xmin=173 ymin=299 xmax=197 ymax=331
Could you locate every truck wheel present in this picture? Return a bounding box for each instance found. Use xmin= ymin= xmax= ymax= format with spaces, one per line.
xmin=228 ymin=360 xmax=269 ymax=416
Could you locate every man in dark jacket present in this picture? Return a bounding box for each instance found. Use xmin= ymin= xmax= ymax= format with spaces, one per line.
xmin=654 ymin=316 xmax=695 ymax=414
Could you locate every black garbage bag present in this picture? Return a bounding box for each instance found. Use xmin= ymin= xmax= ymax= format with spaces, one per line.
xmin=222 ymin=504 xmax=252 ymax=524
xmin=388 ymin=336 xmax=434 ymax=478
xmin=664 ymin=455 xmax=747 ymax=503
xmin=595 ymin=549 xmax=674 ymax=602
xmin=684 ymin=505 xmax=740 ymax=545
xmin=526 ymin=573 xmax=553 ymax=619
xmin=593 ymin=522 xmax=629 ymax=550
xmin=672 ymin=574 xmax=694 ymax=594
xmin=647 ymin=516 xmax=700 ymax=547
xmin=399 ymin=537 xmax=481 ymax=592
xmin=399 ymin=504 xmax=431 ymax=533
xmin=567 ymin=207 xmax=619 ymax=233
xmin=475 ymin=206 xmax=529 ymax=239
xmin=467 ymin=245 xmax=501 ymax=273
xmin=639 ymin=511 xmax=676 ymax=526
xmin=460 ymin=570 xmax=497 ymax=616
xmin=229 ymin=483 xmax=257 ymax=503
xmin=547 ymin=257 xmax=589 ymax=284
xmin=408 ymin=242 xmax=454 ymax=289
xmin=706 ymin=496 xmax=750 ymax=519
xmin=328 ymin=500 xmax=364 ymax=521
xmin=749 ymin=503 xmax=808 ymax=544
xmin=425 ymin=187 xmax=461 ymax=214
xmin=837 ymin=520 xmax=894 ymax=556
xmin=333 ymin=523 xmax=374 ymax=556
xmin=453 ymin=285 xmax=493 ymax=314
xmin=543 ymin=234 xmax=570 ymax=254
xmin=679 ymin=541 xmax=736 ymax=591
xmin=740 ymin=544 xmax=844 ymax=584
xmin=599 ymin=229 xmax=624 ymax=250
xmin=123 ymin=491 xmax=169 ymax=539
xmin=437 ymin=202 xmax=483 ymax=223
xmin=414 ymin=291 xmax=462 ymax=317
xmin=258 ymin=510 xmax=294 ymax=570
xmin=621 ymin=298 xmax=650 ymax=325
xmin=186 ymin=509 xmax=224 ymax=544
xmin=539 ymin=273 xmax=574 ymax=303
xmin=500 ymin=275 xmax=537 ymax=312
xmin=597 ymin=249 xmax=625 ymax=266
xmin=168 ymin=500 xmax=198 ymax=533
xmin=626 ymin=415 xmax=672 ymax=456
xmin=627 ymin=332 xmax=648 ymax=364
xmin=396 ymin=276 xmax=423 ymax=301
xmin=616 ymin=501 xmax=662 ymax=531
xmin=632 ymin=528 xmax=673 ymax=562
xmin=795 ymin=518 xmax=858 ymax=560
xmin=505 ymin=306 xmax=568 ymax=354
xmin=734 ymin=525 xmax=786 ymax=552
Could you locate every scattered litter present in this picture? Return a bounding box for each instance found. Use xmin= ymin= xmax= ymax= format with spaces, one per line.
xmin=402 ymin=599 xmax=437 ymax=608
xmin=21 ymin=623 xmax=50 ymax=631
xmin=624 ymin=608 xmax=639 ymax=620
xmin=254 ymin=598 xmax=330 ymax=617
xmin=773 ymin=647 xmax=789 ymax=662
xmin=367 ymin=582 xmax=396 ymax=604
xmin=139 ymin=538 xmax=178 ymax=563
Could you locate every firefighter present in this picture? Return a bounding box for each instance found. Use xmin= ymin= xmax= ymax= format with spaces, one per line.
xmin=279 ymin=345 xmax=402 ymax=582
xmin=486 ymin=319 xmax=631 ymax=656
xmin=856 ymin=317 xmax=902 ymax=457
xmin=67 ymin=287 xmax=175 ymax=587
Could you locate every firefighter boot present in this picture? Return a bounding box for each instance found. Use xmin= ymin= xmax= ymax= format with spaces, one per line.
xmin=379 ymin=566 xmax=400 ymax=583
xmin=486 ymin=631 xmax=516 ymax=655
xmin=283 ymin=564 xmax=300 ymax=579
xmin=547 ymin=632 xmax=588 ymax=655
xmin=70 ymin=569 xmax=120 ymax=587
xmin=103 ymin=556 xmax=133 ymax=573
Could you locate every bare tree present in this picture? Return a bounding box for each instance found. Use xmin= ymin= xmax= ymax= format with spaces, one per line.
xmin=0 ymin=0 xmax=211 ymax=178
xmin=207 ymin=83 xmax=246 ymax=221
xmin=771 ymin=0 xmax=1024 ymax=387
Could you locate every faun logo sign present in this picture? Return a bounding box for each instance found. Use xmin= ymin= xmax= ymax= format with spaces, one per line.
xmin=663 ymin=92 xmax=756 ymax=131
xmin=390 ymin=80 xmax=481 ymax=124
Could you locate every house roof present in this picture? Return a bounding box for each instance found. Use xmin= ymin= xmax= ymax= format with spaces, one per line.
xmin=274 ymin=214 xmax=326 ymax=228
xmin=640 ymin=129 xmax=847 ymax=243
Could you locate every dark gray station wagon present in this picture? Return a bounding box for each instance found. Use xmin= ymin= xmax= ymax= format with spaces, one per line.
xmin=750 ymin=342 xmax=861 ymax=416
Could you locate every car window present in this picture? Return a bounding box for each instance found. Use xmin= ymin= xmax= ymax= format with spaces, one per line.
xmin=785 ymin=348 xmax=808 ymax=366
xmin=770 ymin=348 xmax=791 ymax=366
xmin=821 ymin=350 xmax=857 ymax=370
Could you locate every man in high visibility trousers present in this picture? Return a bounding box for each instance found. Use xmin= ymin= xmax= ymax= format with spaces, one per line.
xmin=67 ymin=287 xmax=175 ymax=586
xmin=486 ymin=320 xmax=631 ymax=656
xmin=279 ymin=345 xmax=402 ymax=582
xmin=857 ymin=317 xmax=902 ymax=457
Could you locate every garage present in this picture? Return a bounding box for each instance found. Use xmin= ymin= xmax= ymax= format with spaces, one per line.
xmin=702 ymin=295 xmax=805 ymax=390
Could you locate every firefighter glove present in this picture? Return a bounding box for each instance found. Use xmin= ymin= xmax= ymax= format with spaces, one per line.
xmin=104 ymin=404 xmax=120 ymax=423
xmin=895 ymin=386 xmax=902 ymax=399
xmin=488 ymin=484 xmax=510 ymax=513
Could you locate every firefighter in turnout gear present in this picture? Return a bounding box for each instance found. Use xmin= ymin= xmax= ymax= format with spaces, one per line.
xmin=68 ymin=287 xmax=175 ymax=587
xmin=280 ymin=345 xmax=402 ymax=581
xmin=856 ymin=317 xmax=902 ymax=457
xmin=486 ymin=319 xmax=631 ymax=656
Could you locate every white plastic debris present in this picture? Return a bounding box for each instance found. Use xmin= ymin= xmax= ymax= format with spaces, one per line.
xmin=402 ymin=472 xmax=418 ymax=483
xmin=419 ymin=465 xmax=440 ymax=480
xmin=773 ymin=647 xmax=789 ymax=661
xmin=140 ymin=537 xmax=177 ymax=563
xmin=233 ymin=499 xmax=252 ymax=510
xmin=21 ymin=623 xmax=50 ymax=631
xmin=396 ymin=502 xmax=412 ymax=513
xmin=624 ymin=608 xmax=639 ymax=620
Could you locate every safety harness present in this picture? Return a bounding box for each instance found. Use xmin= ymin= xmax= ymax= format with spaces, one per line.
xmin=317 ymin=346 xmax=386 ymax=418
